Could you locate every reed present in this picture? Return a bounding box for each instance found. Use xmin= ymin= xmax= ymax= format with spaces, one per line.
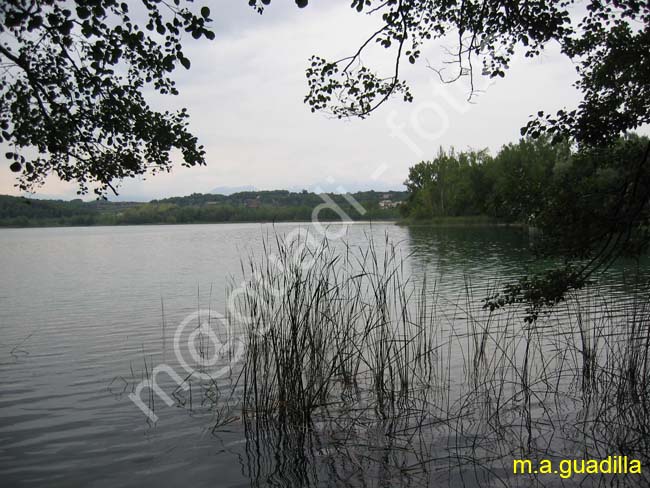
xmin=214 ymin=232 xmax=650 ymax=486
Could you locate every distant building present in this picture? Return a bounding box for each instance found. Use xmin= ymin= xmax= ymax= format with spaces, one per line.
xmin=379 ymin=199 xmax=401 ymax=209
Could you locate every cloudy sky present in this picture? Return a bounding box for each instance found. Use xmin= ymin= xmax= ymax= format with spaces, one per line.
xmin=1 ymin=0 xmax=635 ymax=201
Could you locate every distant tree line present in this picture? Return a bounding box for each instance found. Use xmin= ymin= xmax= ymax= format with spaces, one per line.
xmin=0 ymin=190 xmax=407 ymax=227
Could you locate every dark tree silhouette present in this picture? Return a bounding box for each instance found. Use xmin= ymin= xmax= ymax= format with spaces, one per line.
xmin=1 ymin=0 xmax=213 ymax=196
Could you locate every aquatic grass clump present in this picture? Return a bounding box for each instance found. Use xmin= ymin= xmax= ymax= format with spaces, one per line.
xmin=571 ymin=294 xmax=650 ymax=470
xmin=235 ymin=233 xmax=444 ymax=429
xmin=444 ymin=289 xmax=650 ymax=486
xmin=216 ymin=232 xmax=650 ymax=487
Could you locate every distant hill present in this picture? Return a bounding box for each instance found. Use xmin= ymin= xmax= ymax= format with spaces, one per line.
xmin=0 ymin=190 xmax=408 ymax=227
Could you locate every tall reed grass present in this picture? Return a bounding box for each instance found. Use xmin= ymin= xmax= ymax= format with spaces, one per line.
xmin=213 ymin=232 xmax=650 ymax=487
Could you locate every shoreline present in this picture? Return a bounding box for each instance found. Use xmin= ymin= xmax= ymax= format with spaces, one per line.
xmin=0 ymin=217 xmax=532 ymax=230
xmin=0 ymin=218 xmax=403 ymax=230
xmin=397 ymin=215 xmax=527 ymax=228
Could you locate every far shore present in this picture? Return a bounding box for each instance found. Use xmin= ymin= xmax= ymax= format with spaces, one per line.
xmin=0 ymin=219 xmax=402 ymax=230
xmin=397 ymin=215 xmax=527 ymax=228
xmin=0 ymin=216 xmax=530 ymax=230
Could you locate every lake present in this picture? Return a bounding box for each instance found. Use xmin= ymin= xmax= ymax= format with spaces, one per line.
xmin=0 ymin=223 xmax=647 ymax=487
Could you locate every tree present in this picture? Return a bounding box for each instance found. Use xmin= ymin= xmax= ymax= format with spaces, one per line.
xmin=403 ymin=147 xmax=491 ymax=218
xmin=488 ymin=137 xmax=571 ymax=222
xmin=536 ymin=134 xmax=650 ymax=264
xmin=1 ymin=0 xmax=214 ymax=196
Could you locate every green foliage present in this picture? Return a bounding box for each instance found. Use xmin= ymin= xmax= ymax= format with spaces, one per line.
xmin=484 ymin=266 xmax=585 ymax=324
xmin=0 ymin=190 xmax=408 ymax=227
xmin=523 ymin=6 xmax=650 ymax=145
xmin=1 ymin=0 xmax=213 ymax=196
xmin=402 ymin=137 xmax=573 ymax=223
xmin=488 ymin=138 xmax=572 ymax=222
xmin=404 ymin=148 xmax=492 ymax=219
xmin=535 ymin=134 xmax=650 ymax=262
xmin=404 ymin=136 xmax=650 ymax=248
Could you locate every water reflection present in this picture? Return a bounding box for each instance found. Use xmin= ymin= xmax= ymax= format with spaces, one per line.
xmin=240 ymin=418 xmax=437 ymax=488
xmin=406 ymin=224 xmax=531 ymax=268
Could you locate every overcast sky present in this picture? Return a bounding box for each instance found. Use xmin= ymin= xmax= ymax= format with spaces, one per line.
xmin=3 ymin=0 xmax=641 ymax=201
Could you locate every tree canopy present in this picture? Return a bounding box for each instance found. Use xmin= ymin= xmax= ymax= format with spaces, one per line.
xmin=1 ymin=0 xmax=213 ymax=195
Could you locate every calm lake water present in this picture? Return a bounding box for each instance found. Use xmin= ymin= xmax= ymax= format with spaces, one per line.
xmin=0 ymin=223 xmax=645 ymax=487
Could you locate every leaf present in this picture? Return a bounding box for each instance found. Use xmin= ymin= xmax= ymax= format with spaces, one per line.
xmin=201 ymin=6 xmax=210 ymax=19
xmin=77 ymin=7 xmax=90 ymax=19
xmin=10 ymin=162 xmax=22 ymax=172
xmin=180 ymin=56 xmax=191 ymax=70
